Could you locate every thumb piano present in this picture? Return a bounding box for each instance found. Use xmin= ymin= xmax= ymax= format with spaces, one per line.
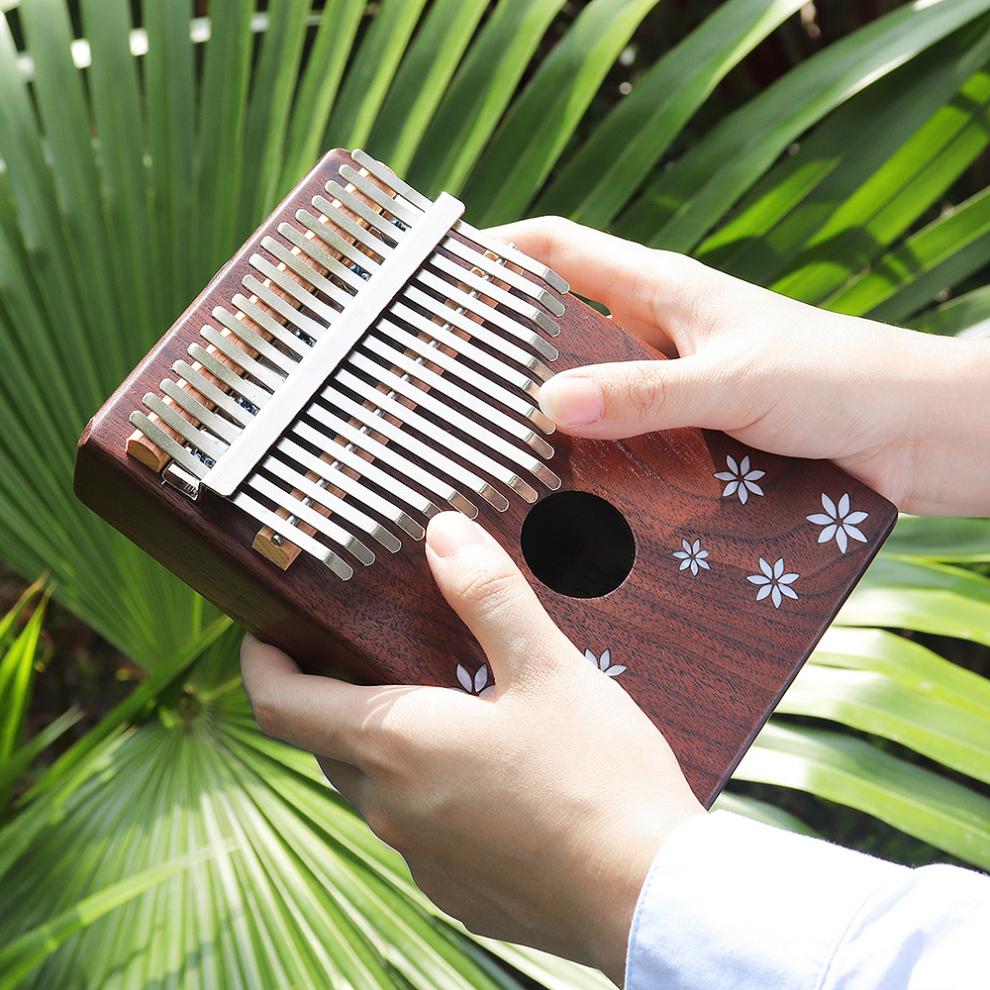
xmin=75 ymin=149 xmax=896 ymax=805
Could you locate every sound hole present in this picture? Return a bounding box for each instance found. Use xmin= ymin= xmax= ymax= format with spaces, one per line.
xmin=521 ymin=491 xmax=635 ymax=599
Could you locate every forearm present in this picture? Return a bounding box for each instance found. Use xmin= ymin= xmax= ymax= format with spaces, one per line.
xmin=899 ymin=332 xmax=990 ymax=517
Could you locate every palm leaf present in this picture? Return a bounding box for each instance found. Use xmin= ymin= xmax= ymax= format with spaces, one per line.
xmin=535 ymin=0 xmax=807 ymax=226
xmin=827 ymin=186 xmax=990 ymax=320
xmin=406 ymin=0 xmax=566 ymax=196
xmin=0 ymin=628 xmax=610 ymax=989
xmin=0 ymin=583 xmax=83 ymax=810
xmin=911 ymin=283 xmax=990 ymax=334
xmin=616 ymin=0 xmax=990 ymax=249
xmin=460 ymin=0 xmax=662 ymax=226
xmin=737 ymin=723 xmax=990 ymax=869
xmin=700 ymin=26 xmax=990 ymax=286
xmin=0 ymin=844 xmax=230 ymax=990
xmin=3 ymin=2 xmax=990 ymax=986
xmin=0 ymin=584 xmax=48 ymax=762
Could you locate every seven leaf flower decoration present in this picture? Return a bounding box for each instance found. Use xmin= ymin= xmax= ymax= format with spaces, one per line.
xmin=585 ymin=648 xmax=626 ymax=678
xmin=746 ymin=557 xmax=800 ymax=608
xmin=455 ymin=663 xmax=495 ymax=698
xmin=714 ymin=454 xmax=765 ymax=504
xmin=807 ymin=493 xmax=868 ymax=553
xmin=673 ymin=538 xmax=710 ymax=576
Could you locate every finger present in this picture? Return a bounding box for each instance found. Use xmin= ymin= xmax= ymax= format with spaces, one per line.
xmin=241 ymin=634 xmax=379 ymax=765
xmin=487 ymin=217 xmax=719 ymax=353
xmin=425 ymin=512 xmax=572 ymax=683
xmin=538 ymin=356 xmax=752 ymax=439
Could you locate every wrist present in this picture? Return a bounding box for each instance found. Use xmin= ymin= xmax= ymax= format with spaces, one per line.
xmin=588 ymin=802 xmax=707 ymax=985
xmin=900 ymin=332 xmax=990 ymax=516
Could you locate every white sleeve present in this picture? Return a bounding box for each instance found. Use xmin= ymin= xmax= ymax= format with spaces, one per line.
xmin=624 ymin=810 xmax=990 ymax=990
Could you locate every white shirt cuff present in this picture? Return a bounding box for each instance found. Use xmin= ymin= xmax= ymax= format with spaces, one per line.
xmin=624 ymin=810 xmax=907 ymax=990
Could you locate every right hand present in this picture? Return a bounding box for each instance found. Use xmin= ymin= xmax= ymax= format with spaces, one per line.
xmin=492 ymin=218 xmax=990 ymax=518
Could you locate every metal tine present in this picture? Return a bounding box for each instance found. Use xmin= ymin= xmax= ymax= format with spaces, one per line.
xmin=260 ymin=456 xmax=401 ymax=553
xmin=351 ymin=352 xmax=558 ymax=490
xmin=440 ymin=237 xmax=565 ymax=316
xmin=416 ymin=270 xmax=559 ymax=362
xmin=426 ymin=252 xmax=560 ymax=336
xmin=247 ymin=475 xmax=375 ymax=566
xmin=142 ymin=393 xmax=226 ymax=461
xmin=160 ymin=379 xmax=241 ymax=445
xmin=293 ymin=213 xmax=550 ymax=386
xmin=227 ymin=295 xmax=312 ymax=358
xmin=385 ymin=305 xmax=542 ymax=401
xmin=275 ymin=437 xmax=425 ymax=540
xmin=400 ymin=290 xmax=552 ymax=381
xmin=129 ymin=411 xmax=207 ymax=479
xmin=303 ymin=405 xmax=478 ymax=518
xmin=310 ymin=195 xmax=393 ymax=264
xmin=240 ymin=275 xmax=328 ymax=341
xmin=209 ymin=307 xmax=299 ymax=377
xmin=375 ymin=317 xmax=549 ymax=426
xmin=339 ymin=163 xmax=419 ymax=227
xmin=327 ymin=381 xmax=513 ymax=512
xmin=346 ymin=354 xmax=545 ymax=479
xmin=360 ymin=337 xmax=555 ymax=458
xmin=246 ymin=258 xmax=341 ymax=326
xmin=261 ymin=236 xmax=356 ymax=311
xmin=172 ymin=361 xmax=254 ymax=427
xmin=233 ymin=491 xmax=353 ymax=580
xmin=323 ymin=182 xmax=406 ymax=248
xmin=200 ymin=327 xmax=285 ymax=393
xmin=288 ymin=423 xmax=440 ymax=522
xmin=279 ymin=220 xmax=369 ymax=293
xmin=330 ymin=373 xmax=526 ymax=507
xmin=340 ymin=157 xmax=564 ymax=312
xmin=345 ymin=159 xmax=562 ymax=314
xmin=187 ymin=344 xmax=270 ymax=409
xmin=309 ymin=202 xmax=552 ymax=381
xmin=459 ymin=225 xmax=570 ymax=296
xmin=351 ymin=149 xmax=569 ymax=294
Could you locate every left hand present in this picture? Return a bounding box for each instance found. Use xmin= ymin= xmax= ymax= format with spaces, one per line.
xmin=241 ymin=511 xmax=703 ymax=984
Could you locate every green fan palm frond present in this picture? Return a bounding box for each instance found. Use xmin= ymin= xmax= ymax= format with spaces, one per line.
xmin=0 ymin=582 xmax=82 ymax=810
xmin=2 ymin=0 xmax=990 ymax=986
xmin=0 ymin=626 xmax=610 ymax=990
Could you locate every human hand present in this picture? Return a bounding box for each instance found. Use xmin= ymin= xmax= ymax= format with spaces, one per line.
xmin=241 ymin=511 xmax=704 ymax=984
xmin=493 ymin=218 xmax=990 ymax=517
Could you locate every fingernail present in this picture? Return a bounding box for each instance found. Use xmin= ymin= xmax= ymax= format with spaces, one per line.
xmin=426 ymin=511 xmax=486 ymax=558
xmin=539 ymin=375 xmax=604 ymax=428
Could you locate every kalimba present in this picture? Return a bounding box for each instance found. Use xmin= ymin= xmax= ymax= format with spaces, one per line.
xmin=75 ymin=149 xmax=896 ymax=804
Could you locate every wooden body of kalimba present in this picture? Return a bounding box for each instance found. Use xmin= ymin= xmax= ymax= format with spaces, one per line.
xmin=75 ymin=149 xmax=896 ymax=805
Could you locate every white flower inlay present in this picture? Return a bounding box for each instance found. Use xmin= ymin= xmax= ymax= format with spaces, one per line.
xmin=806 ymin=493 xmax=868 ymax=554
xmin=714 ymin=454 xmax=765 ymax=504
xmin=455 ymin=663 xmax=495 ymax=698
xmin=585 ymin=648 xmax=626 ymax=678
xmin=746 ymin=557 xmax=799 ymax=608
xmin=673 ymin=538 xmax=710 ymax=576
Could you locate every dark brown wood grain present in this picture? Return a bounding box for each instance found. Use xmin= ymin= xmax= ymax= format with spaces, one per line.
xmin=74 ymin=150 xmax=897 ymax=806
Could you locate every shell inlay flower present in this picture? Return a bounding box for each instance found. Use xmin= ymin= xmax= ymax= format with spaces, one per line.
xmin=746 ymin=556 xmax=799 ymax=608
xmin=807 ymin=493 xmax=869 ymax=553
xmin=455 ymin=663 xmax=495 ymax=698
xmin=585 ymin=648 xmax=626 ymax=678
xmin=673 ymin=537 xmax=711 ymax=576
xmin=714 ymin=454 xmax=765 ymax=504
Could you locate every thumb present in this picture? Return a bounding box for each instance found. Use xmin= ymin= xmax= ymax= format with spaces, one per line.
xmin=539 ymin=356 xmax=745 ymax=439
xmin=425 ymin=512 xmax=571 ymax=684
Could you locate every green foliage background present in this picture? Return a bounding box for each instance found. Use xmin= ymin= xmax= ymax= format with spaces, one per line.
xmin=0 ymin=1 xmax=988 ymax=987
